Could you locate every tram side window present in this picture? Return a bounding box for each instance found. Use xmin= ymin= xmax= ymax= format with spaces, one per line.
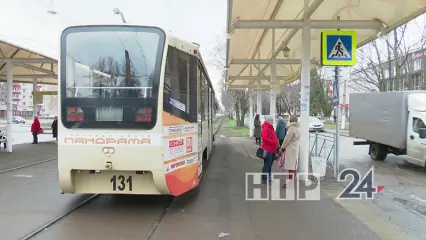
xmin=163 ymin=46 xmax=197 ymax=122
xmin=207 ymin=86 xmax=211 ymax=121
xmin=210 ymin=90 xmax=214 ymax=121
xmin=203 ymin=75 xmax=209 ymax=121
xmin=199 ymin=65 xmax=205 ymax=121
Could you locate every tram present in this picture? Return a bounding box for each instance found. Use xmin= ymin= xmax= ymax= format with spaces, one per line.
xmin=57 ymin=24 xmax=217 ymax=196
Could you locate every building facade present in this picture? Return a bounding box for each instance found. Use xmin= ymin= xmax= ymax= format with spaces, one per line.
xmin=380 ymin=48 xmax=425 ymax=91
xmin=0 ymin=83 xmax=58 ymax=118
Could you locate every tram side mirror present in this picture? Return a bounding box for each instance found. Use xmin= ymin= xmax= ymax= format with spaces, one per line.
xmin=419 ymin=128 xmax=426 ymax=139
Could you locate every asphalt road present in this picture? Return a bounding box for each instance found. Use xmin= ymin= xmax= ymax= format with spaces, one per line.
xmin=0 ymin=159 xmax=173 ymax=240
xmin=311 ymin=131 xmax=426 ymax=240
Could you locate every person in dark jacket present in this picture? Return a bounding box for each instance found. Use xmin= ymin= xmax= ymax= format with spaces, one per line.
xmin=31 ymin=116 xmax=41 ymax=144
xmin=254 ymin=114 xmax=262 ymax=145
xmin=275 ymin=116 xmax=287 ymax=146
xmin=52 ymin=116 xmax=58 ymax=142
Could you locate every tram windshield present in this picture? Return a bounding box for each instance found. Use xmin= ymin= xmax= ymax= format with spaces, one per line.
xmin=60 ymin=25 xmax=165 ymax=129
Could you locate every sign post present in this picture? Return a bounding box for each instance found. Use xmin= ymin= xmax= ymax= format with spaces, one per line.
xmin=321 ymin=26 xmax=357 ymax=178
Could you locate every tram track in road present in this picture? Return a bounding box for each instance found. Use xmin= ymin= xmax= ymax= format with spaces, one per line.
xmin=21 ymin=194 xmax=175 ymax=240
xmin=18 ymin=117 xmax=223 ymax=240
xmin=20 ymin=194 xmax=99 ymax=240
xmin=0 ymin=158 xmax=58 ymax=195
xmin=0 ymin=157 xmax=57 ymax=175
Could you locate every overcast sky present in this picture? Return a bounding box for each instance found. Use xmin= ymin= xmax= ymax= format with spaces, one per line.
xmin=0 ymin=0 xmax=227 ymax=93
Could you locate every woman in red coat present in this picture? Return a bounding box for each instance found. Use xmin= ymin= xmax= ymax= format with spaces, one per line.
xmin=31 ymin=116 xmax=41 ymax=144
xmin=260 ymin=116 xmax=279 ymax=184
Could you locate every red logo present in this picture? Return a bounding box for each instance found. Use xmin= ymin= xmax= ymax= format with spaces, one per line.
xmin=186 ymin=137 xmax=193 ymax=153
xmin=171 ymin=160 xmax=185 ymax=169
xmin=169 ymin=139 xmax=184 ymax=148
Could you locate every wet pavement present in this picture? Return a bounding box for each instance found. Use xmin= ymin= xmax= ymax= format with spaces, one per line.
xmin=0 ymin=142 xmax=57 ymax=172
xmin=0 ymin=127 xmax=424 ymax=239
xmin=312 ymin=131 xmax=426 ymax=240
xmin=148 ymin=137 xmax=382 ymax=240
xmin=31 ymin=194 xmax=173 ymax=240
xmin=0 ymin=160 xmax=93 ymax=240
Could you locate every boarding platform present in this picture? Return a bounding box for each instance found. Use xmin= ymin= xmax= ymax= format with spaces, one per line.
xmin=0 ymin=142 xmax=57 ymax=172
xmin=148 ymin=137 xmax=382 ymax=240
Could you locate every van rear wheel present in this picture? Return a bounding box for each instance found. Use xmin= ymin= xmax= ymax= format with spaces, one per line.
xmin=369 ymin=143 xmax=387 ymax=161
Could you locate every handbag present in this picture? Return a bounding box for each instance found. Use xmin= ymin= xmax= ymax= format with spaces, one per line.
xmin=277 ymin=149 xmax=286 ymax=168
xmin=256 ymin=147 xmax=268 ymax=159
xmin=256 ymin=128 xmax=272 ymax=159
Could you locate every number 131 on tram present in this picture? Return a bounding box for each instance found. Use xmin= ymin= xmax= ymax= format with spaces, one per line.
xmin=57 ymin=24 xmax=217 ymax=196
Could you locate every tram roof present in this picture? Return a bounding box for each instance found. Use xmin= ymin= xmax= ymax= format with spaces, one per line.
xmin=0 ymin=38 xmax=58 ymax=85
xmin=225 ymin=0 xmax=426 ymax=90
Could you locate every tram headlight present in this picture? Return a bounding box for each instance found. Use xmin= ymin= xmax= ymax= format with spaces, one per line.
xmin=102 ymin=147 xmax=115 ymax=154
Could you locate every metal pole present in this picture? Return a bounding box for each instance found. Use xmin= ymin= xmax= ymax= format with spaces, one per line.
xmin=334 ymin=66 xmax=340 ymax=178
xmin=270 ymin=63 xmax=276 ymax=127
xmin=33 ymin=77 xmax=38 ymax=118
xmin=315 ymin=132 xmax=318 ymax=156
xmin=334 ymin=16 xmax=342 ymax=177
xmin=119 ymin=12 xmax=127 ymax=23
xmin=270 ymin=28 xmax=277 ymax=127
xmin=299 ymin=0 xmax=311 ymax=181
xmin=6 ymin=61 xmax=13 ymax=152
xmin=249 ymin=88 xmax=254 ymax=137
xmin=341 ymin=78 xmax=347 ymax=129
xmin=249 ymin=65 xmax=254 ymax=136
xmin=257 ymin=82 xmax=262 ymax=115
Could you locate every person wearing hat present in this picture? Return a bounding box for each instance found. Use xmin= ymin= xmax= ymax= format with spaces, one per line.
xmin=280 ymin=115 xmax=300 ymax=188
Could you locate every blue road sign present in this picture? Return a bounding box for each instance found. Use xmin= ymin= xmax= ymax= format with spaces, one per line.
xmin=321 ymin=30 xmax=357 ymax=66
xmin=332 ymin=79 xmax=339 ymax=107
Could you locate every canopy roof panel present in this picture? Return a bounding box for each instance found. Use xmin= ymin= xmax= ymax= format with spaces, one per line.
xmin=0 ymin=39 xmax=57 ymax=85
xmin=226 ymin=0 xmax=426 ymax=90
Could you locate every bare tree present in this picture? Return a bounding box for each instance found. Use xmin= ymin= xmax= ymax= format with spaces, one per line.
xmin=209 ymin=36 xmax=249 ymax=126
xmin=351 ymin=17 xmax=426 ymax=92
xmin=0 ymin=83 xmax=6 ymax=105
xmin=278 ymin=81 xmax=300 ymax=115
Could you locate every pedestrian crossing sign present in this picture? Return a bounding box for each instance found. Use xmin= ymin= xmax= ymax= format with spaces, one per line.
xmin=321 ymin=30 xmax=357 ymax=66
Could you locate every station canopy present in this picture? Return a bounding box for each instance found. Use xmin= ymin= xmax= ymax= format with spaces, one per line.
xmin=0 ymin=39 xmax=57 ymax=85
xmin=226 ymin=0 xmax=426 ymax=91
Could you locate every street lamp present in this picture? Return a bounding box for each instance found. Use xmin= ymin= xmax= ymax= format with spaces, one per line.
xmin=113 ymin=8 xmax=127 ymax=23
xmin=282 ymin=46 xmax=290 ymax=58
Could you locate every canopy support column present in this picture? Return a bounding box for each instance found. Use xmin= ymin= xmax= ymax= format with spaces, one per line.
xmin=270 ymin=62 xmax=276 ymax=127
xmin=257 ymin=82 xmax=262 ymax=115
xmin=270 ymin=28 xmax=277 ymax=127
xmin=33 ymin=77 xmax=38 ymax=118
xmin=6 ymin=61 xmax=13 ymax=152
xmin=299 ymin=0 xmax=312 ymax=181
xmin=249 ymin=88 xmax=254 ymax=137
